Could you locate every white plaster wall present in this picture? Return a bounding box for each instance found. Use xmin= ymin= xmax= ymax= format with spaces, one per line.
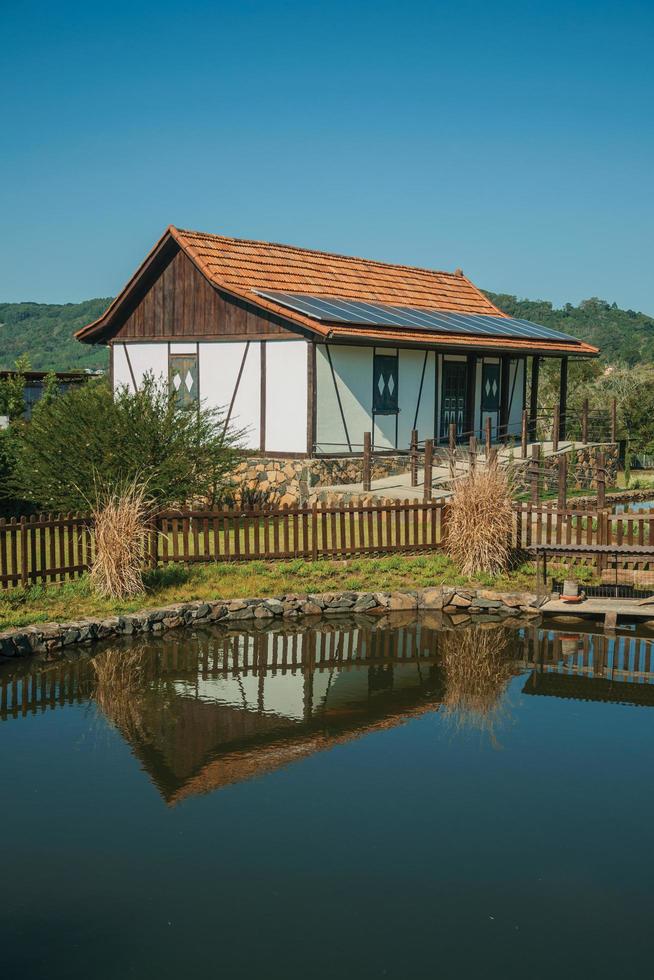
xmin=397 ymin=349 xmax=436 ymax=446
xmin=507 ymin=359 xmax=525 ymax=437
xmin=265 ymin=341 xmax=308 ymax=453
xmin=199 ymin=342 xmax=260 ymax=450
xmin=316 ymin=344 xmax=373 ymax=452
xmin=113 ymin=342 xmax=168 ymax=392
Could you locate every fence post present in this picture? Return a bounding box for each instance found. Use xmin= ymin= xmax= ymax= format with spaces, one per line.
xmin=610 ymin=397 xmax=617 ymax=444
xmin=362 ymin=431 xmax=371 ymax=493
xmin=469 ymin=436 xmax=477 ymax=474
xmin=552 ymin=406 xmax=559 ymax=453
xmin=485 ymin=416 xmax=492 ymax=458
xmin=423 ymin=438 xmax=433 ymax=501
xmin=449 ymin=422 xmax=456 ymax=453
xmin=597 ymin=450 xmax=606 ymax=508
xmin=531 ymin=444 xmax=540 ymax=503
xmin=410 ymin=429 xmax=418 ymax=487
xmin=20 ymin=515 xmax=28 ymax=589
xmin=311 ymin=503 xmax=318 ymax=560
xmin=582 ymin=399 xmax=589 ymax=444
xmin=521 ymin=409 xmax=528 ymax=459
xmin=557 ymin=453 xmax=567 ymax=510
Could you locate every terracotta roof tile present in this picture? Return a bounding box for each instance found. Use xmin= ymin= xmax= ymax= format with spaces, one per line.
xmin=171 ymin=226 xmax=500 ymax=316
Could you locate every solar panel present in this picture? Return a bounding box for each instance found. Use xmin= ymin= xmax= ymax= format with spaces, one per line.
xmin=255 ymin=290 xmax=581 ymax=344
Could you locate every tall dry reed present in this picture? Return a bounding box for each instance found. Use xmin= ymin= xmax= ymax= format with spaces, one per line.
xmin=90 ymin=482 xmax=151 ymax=599
xmin=446 ymin=459 xmax=514 ymax=576
xmin=441 ymin=625 xmax=517 ymax=739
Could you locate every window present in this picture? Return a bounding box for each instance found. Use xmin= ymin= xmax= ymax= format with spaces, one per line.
xmin=373 ymin=353 xmax=398 ymax=415
xmin=168 ymin=353 xmax=198 ymax=407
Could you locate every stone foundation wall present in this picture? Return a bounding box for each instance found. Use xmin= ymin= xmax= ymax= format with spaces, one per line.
xmin=226 ymin=455 xmax=410 ymax=506
xmin=0 ymin=587 xmax=544 ymax=660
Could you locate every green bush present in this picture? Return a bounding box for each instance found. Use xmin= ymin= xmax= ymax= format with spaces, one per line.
xmin=4 ymin=375 xmax=245 ymax=512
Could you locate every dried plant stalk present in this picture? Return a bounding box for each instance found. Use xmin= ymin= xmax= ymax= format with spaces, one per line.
xmin=90 ymin=482 xmax=150 ymax=599
xmin=441 ymin=626 xmax=517 ymax=737
xmin=446 ymin=459 xmax=514 ymax=576
xmin=91 ymin=646 xmax=151 ymax=738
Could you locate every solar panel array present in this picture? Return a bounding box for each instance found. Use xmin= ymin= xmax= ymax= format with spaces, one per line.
xmin=255 ymin=290 xmax=580 ymax=344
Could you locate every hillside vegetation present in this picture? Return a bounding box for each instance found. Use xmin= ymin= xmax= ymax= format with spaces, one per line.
xmin=1 ymin=293 xmax=654 ymax=372
xmin=486 ymin=293 xmax=654 ymax=366
xmin=0 ymin=299 xmax=110 ymax=371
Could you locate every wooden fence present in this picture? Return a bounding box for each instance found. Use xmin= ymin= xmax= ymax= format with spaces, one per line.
xmin=0 ymin=499 xmax=449 ymax=590
xmin=2 ymin=499 xmax=653 ymax=591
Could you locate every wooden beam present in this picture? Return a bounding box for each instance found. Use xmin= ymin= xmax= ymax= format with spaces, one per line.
xmin=306 ymin=341 xmax=316 ymax=455
xmin=529 ymin=356 xmax=540 ymax=441
xmin=499 ymin=355 xmax=511 ymax=439
xmin=465 ymin=354 xmax=477 ymax=437
xmin=260 ymin=342 xmax=266 ymax=453
xmin=559 ymin=356 xmax=568 ymax=441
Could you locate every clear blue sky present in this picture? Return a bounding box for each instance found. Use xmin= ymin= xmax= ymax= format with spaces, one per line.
xmin=1 ymin=0 xmax=653 ymax=313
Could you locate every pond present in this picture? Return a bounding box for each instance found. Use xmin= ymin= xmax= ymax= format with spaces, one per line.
xmin=2 ymin=615 xmax=654 ymax=980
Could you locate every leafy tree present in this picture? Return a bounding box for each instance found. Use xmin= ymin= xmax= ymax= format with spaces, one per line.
xmin=0 ymin=354 xmax=31 ymax=421
xmin=5 ymin=376 xmax=244 ymax=511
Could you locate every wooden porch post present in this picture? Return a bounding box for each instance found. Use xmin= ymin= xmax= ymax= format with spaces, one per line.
xmin=559 ymin=356 xmax=568 ymax=442
xmin=529 ymin=356 xmax=540 ymax=442
xmin=499 ymin=355 xmax=510 ymax=440
xmin=465 ymin=354 xmax=477 ymax=438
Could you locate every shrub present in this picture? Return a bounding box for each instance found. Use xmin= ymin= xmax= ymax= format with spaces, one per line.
xmin=5 ymin=375 xmax=244 ymax=511
xmin=445 ymin=460 xmax=514 ymax=576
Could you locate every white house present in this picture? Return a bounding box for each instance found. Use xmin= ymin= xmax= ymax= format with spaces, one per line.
xmin=77 ymin=226 xmax=598 ymax=455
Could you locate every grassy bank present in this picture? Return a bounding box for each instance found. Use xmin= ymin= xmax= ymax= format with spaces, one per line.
xmin=0 ymin=554 xmax=545 ymax=631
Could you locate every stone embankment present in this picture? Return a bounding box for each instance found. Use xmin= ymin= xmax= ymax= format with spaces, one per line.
xmin=0 ymin=586 xmax=544 ymax=660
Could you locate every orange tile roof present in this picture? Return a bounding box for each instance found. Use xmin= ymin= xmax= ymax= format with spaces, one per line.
xmin=171 ymin=226 xmax=501 ymax=316
xmin=76 ymin=226 xmax=599 ymax=356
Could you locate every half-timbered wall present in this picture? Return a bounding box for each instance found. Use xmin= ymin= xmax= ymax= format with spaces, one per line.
xmin=315 ymin=344 xmax=437 ymax=452
xmin=316 ymin=345 xmax=525 ymax=452
xmin=113 ymin=339 xmax=307 ymax=453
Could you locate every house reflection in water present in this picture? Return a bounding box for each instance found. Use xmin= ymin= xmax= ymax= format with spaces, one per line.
xmin=2 ymin=619 xmax=654 ymax=805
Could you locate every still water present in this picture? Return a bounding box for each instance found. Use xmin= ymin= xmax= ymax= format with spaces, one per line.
xmin=2 ymin=615 xmax=654 ymax=980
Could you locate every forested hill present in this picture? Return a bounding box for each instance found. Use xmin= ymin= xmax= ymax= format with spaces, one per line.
xmin=1 ymin=293 xmax=654 ymax=371
xmin=486 ymin=293 xmax=654 ymax=366
xmin=0 ymin=299 xmax=111 ymax=371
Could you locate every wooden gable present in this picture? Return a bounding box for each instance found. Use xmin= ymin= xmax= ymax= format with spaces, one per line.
xmin=113 ymin=247 xmax=300 ymax=342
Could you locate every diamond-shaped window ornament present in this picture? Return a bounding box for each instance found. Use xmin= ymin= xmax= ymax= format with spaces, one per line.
xmin=185 ymin=371 xmax=194 ymax=392
xmin=377 ymin=375 xmax=385 ymax=395
xmin=492 ymin=380 xmax=498 ymax=396
xmin=485 ymin=379 xmax=491 ymax=396
xmin=173 ymin=373 xmax=182 ymax=391
xmin=388 ymin=375 xmax=395 ymax=396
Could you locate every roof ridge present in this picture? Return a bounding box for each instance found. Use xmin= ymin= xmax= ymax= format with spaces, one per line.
xmin=171 ymin=225 xmax=469 ymax=283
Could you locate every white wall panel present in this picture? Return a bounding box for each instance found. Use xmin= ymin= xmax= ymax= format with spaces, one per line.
xmin=265 ymin=342 xmax=308 ymax=453
xmin=316 ymin=345 xmax=373 ymax=452
xmin=508 ymin=359 xmax=525 ymax=436
xmin=397 ymin=349 xmax=435 ymax=447
xmin=113 ymin=343 xmax=168 ymax=392
xmin=199 ymin=342 xmax=260 ymax=449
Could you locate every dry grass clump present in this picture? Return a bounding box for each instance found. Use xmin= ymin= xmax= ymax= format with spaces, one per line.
xmin=91 ymin=645 xmax=151 ymax=738
xmin=90 ymin=482 xmax=151 ymax=600
xmin=441 ymin=626 xmax=517 ymax=739
xmin=446 ymin=460 xmax=514 ymax=576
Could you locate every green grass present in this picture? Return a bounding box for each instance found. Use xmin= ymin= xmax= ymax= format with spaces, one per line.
xmin=0 ymin=553 xmax=542 ymax=631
